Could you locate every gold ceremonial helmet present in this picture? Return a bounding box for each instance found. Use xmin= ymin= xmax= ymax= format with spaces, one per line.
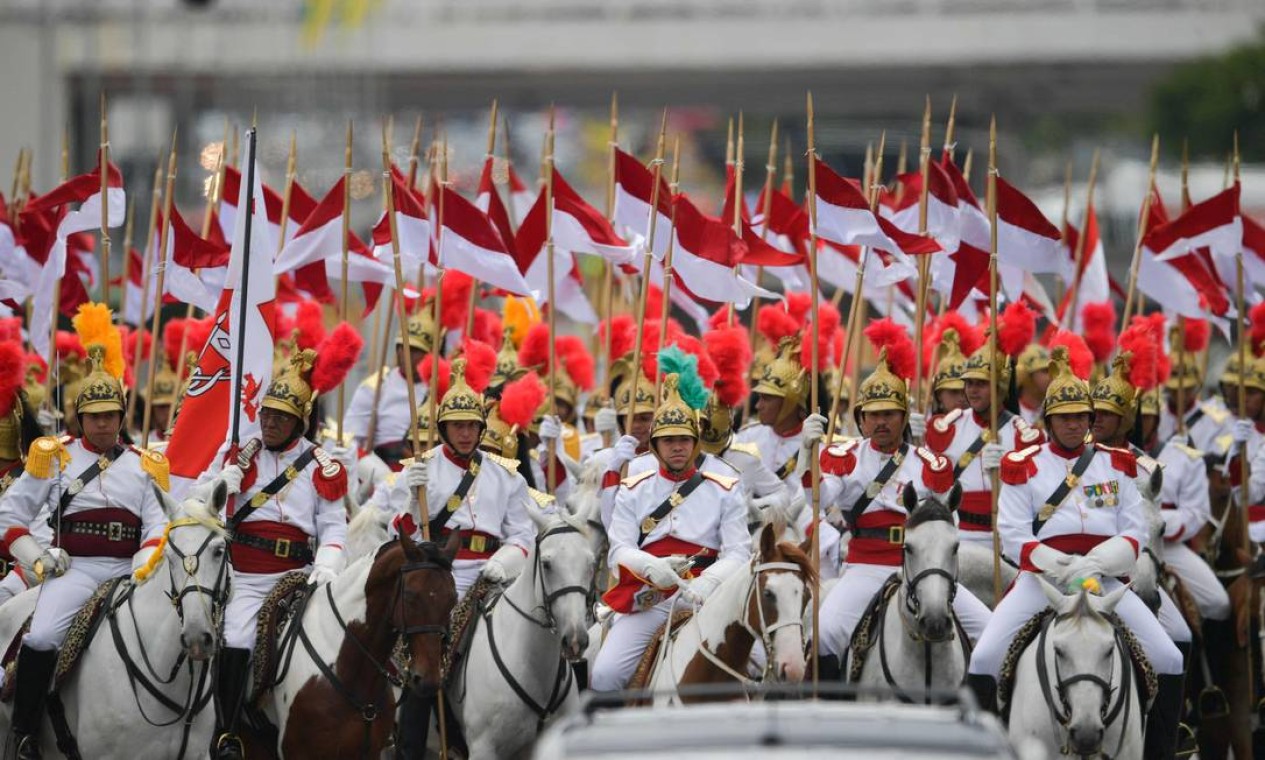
xmin=699 ymin=393 xmax=734 ymax=456
xmin=1222 ymin=351 xmax=1242 ymax=388
xmin=480 ymin=401 xmax=521 ymax=459
xmin=582 ymin=391 xmax=606 ymax=423
xmin=550 ymin=371 xmax=579 ymax=411
xmin=76 ymin=345 xmax=126 ymax=416
xmin=1015 ymin=344 xmax=1049 ymax=392
xmin=398 ymin=296 xmax=439 ymax=354
xmin=1043 ymin=346 xmax=1093 ymax=417
xmin=855 ymin=348 xmax=908 ymax=414
xmin=614 ymin=372 xmax=656 ymax=418
xmin=22 ymin=364 xmax=46 ymax=413
xmin=0 ymin=406 xmax=20 ymax=461
xmin=489 ymin=337 xmax=528 ymax=389
xmin=1164 ymin=326 xmax=1201 ymax=392
xmin=262 ymin=348 xmax=317 ymax=420
xmin=437 ymin=358 xmax=486 ymax=426
xmin=1139 ymin=389 xmax=1160 ymax=418
xmin=405 ymin=402 xmax=436 ymax=445
xmin=752 ymin=336 xmax=808 ymax=425
xmin=150 ymin=356 xmax=180 ymax=409
xmin=1091 ymin=352 xmax=1137 ymax=421
xmin=962 ymin=341 xmax=1012 ymax=392
xmin=650 ymin=374 xmax=702 ymax=469
xmin=932 ymin=328 xmax=969 ymax=392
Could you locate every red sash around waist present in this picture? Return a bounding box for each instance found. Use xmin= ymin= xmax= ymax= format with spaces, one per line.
xmin=848 ymin=511 xmax=906 ymax=567
xmin=229 ymin=521 xmax=311 ymax=574
xmin=601 ymin=537 xmax=718 ymax=614
xmin=52 ymin=508 xmax=142 ymax=559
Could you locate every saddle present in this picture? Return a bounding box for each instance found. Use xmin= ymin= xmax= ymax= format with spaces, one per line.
xmin=1 ymin=577 xmax=126 ymax=702
xmin=626 ymin=608 xmax=696 ymax=693
xmin=250 ymin=570 xmax=314 ymax=698
xmin=997 ymin=608 xmax=1158 ymax=720
xmin=440 ymin=577 xmax=499 ymax=683
xmin=848 ymin=575 xmax=902 ymax=682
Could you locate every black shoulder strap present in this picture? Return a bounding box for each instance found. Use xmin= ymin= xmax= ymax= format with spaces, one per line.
xmin=1032 ymin=446 xmax=1097 ymax=536
xmin=229 ymin=447 xmax=319 ymax=531
xmin=427 ymin=450 xmax=483 ymax=538
xmin=774 ymin=452 xmax=799 ymax=481
xmin=847 ymin=443 xmax=909 ymax=530
xmin=638 ymin=470 xmax=707 ymax=545
xmin=954 ymin=411 xmax=1013 ymax=478
xmin=1186 ymin=406 xmax=1205 ymax=429
xmin=52 ymin=444 xmax=126 ymax=524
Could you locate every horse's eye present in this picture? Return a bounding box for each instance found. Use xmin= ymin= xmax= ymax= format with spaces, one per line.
xmin=904 ymin=545 xmax=915 ymax=556
xmin=541 ymin=560 xmax=552 ymax=572
xmin=762 ymin=588 xmax=775 ymax=600
xmin=1054 ymin=645 xmax=1067 ymax=659
xmin=213 ymin=546 xmax=224 ymax=558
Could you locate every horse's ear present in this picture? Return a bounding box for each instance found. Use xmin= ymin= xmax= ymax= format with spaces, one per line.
xmin=440 ymin=528 xmax=462 ymax=563
xmin=526 ymin=504 xmax=552 ymax=533
xmin=901 ymin=482 xmax=919 ymax=514
xmin=1149 ymin=466 xmax=1163 ymax=501
xmin=210 ymin=480 xmax=228 ymax=516
xmin=946 ymin=482 xmax=962 ymax=513
xmin=1097 ymin=582 xmax=1130 ymax=616
xmin=759 ymin=521 xmax=778 ymax=559
xmin=1036 ymin=573 xmax=1067 ymax=609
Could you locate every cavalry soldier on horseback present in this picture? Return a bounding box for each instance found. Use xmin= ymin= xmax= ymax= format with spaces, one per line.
xmin=590 ymin=372 xmax=752 ymax=694
xmin=925 ymin=342 xmax=1043 ymax=545
xmin=811 ymin=351 xmax=991 ymax=681
xmin=0 ymin=315 xmax=170 ymax=760
xmin=966 ymin=347 xmax=1186 ymax=759
xmin=928 ymin=328 xmax=970 ymax=415
xmin=195 ymin=348 xmax=351 ymax=760
xmin=1014 ymin=344 xmax=1051 ymax=429
xmin=1158 ymin=331 xmax=1233 ymax=455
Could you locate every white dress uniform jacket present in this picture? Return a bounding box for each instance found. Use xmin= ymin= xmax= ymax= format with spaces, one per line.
xmin=342 ymin=369 xmax=428 ymax=450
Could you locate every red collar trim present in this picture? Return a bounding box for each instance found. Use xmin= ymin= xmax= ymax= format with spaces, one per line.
xmin=1049 ymin=441 xmax=1085 ymax=459
xmin=442 ymin=445 xmax=473 ymax=468
xmin=659 ymin=465 xmax=698 ymax=482
xmin=80 ymin=437 xmax=119 ymax=454
xmin=264 ymin=437 xmax=303 ymax=454
xmin=971 ymin=410 xmax=990 ymax=427
xmin=775 ymin=422 xmax=804 ymax=439
xmin=868 ymin=439 xmax=902 ymax=455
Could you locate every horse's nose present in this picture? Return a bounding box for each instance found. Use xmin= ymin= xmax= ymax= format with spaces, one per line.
xmin=563 ymin=629 xmax=589 ymax=661
xmin=1069 ymin=724 xmax=1103 ymax=756
xmin=1141 ymin=590 xmax=1161 ymax=614
xmin=919 ymin=613 xmax=949 ymax=641
xmin=409 ymin=674 xmax=438 ymax=699
xmin=181 ymin=631 xmax=216 ymax=661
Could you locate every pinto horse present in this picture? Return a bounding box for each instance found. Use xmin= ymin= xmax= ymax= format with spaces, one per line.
xmin=646 ymin=522 xmax=815 ymax=702
xmin=244 ymin=530 xmax=460 ymax=759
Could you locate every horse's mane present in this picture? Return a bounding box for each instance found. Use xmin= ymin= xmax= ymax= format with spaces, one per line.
xmin=176 ymin=498 xmax=227 ymax=536
xmin=905 ymin=498 xmax=955 ymax=531
xmin=373 ymin=536 xmax=455 ymax=571
xmin=771 ymin=539 xmax=818 ymax=590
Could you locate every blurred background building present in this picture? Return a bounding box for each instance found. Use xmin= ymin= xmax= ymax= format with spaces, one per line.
xmin=2 ymin=0 xmax=1264 ymax=286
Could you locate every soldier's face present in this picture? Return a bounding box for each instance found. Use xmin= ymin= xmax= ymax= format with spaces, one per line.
xmin=964 ymin=379 xmax=991 ymax=414
xmin=755 ymin=393 xmax=783 ymax=426
xmin=445 ymin=420 xmax=482 ymax=456
xmin=81 ymin=411 xmax=122 ymax=451
xmin=1247 ymin=388 xmax=1265 ymax=420
xmin=654 ymin=435 xmax=695 ymax=472
xmin=1139 ymin=414 xmax=1158 ymax=443
xmin=152 ymin=405 xmax=171 ymax=435
xmin=1091 ymin=410 xmax=1124 ymax=444
xmin=935 ymin=388 xmax=967 ymax=412
xmin=260 ymin=408 xmax=301 ymax=450
xmin=1048 ymin=413 xmax=1090 ymax=450
xmin=629 ymin=412 xmax=654 ymax=446
xmin=1031 ymin=369 xmax=1052 ymax=394
xmin=555 ymin=399 xmax=575 ymax=424
xmin=861 ymin=409 xmax=905 ymax=451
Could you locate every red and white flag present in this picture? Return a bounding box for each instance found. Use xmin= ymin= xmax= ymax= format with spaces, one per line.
xmin=160 ymin=205 xmax=232 ymax=314
xmin=544 ymin=167 xmax=637 ymax=265
xmin=1243 ymin=214 xmax=1265 ymax=290
xmin=167 ymin=132 xmax=277 ymax=497
xmin=371 ymin=168 xmax=433 ymax=280
xmin=613 ymin=148 xmax=674 ymax=258
xmin=514 ymin=191 xmax=597 ymax=322
xmin=475 ymin=156 xmax=520 ymax=258
xmin=274 ymin=176 xmax=393 ymax=298
xmin=1055 ymin=204 xmax=1111 ymax=330
xmin=885 ymin=162 xmax=961 ymax=256
xmin=811 ymin=157 xmax=940 ymax=261
xmin=437 ymin=184 xmax=531 ymax=295
xmin=930 ymin=157 xmax=991 ymax=310
xmin=666 ymin=193 xmax=778 ymax=307
xmin=994 ymin=176 xmax=1062 ymax=298
xmin=1150 ymin=183 xmax=1244 ymax=299
xmin=1139 ymin=189 xmax=1232 ymax=321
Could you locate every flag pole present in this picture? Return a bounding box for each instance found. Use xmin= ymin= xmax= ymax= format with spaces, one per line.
xmin=1232 ymin=131 xmax=1255 ymax=706
xmin=601 ymin=93 xmax=619 ymax=447
xmin=227 ymin=126 xmax=258 ymax=453
xmin=624 ymin=110 xmax=668 ymax=423
xmin=428 ymin=134 xmax=448 ymax=457
xmin=805 ymin=92 xmax=824 ymax=692
xmin=986 ymin=116 xmax=1003 ymax=605
xmin=1118 ymin=135 xmax=1160 ymax=335
xmin=99 ymin=92 xmax=113 ymax=308
xmin=336 ymin=121 xmax=353 ymax=445
xmin=543 ymin=108 xmax=560 ymax=494
xmin=1063 ymin=149 xmax=1100 ymax=335
xmin=654 ymin=134 xmax=683 ymax=403
xmin=831 ymin=141 xmax=872 ymax=312
xmin=728 ymin=113 xmax=745 ymax=328
xmin=126 ymin=160 xmax=165 ymax=428
xmin=141 ymin=132 xmax=178 ymax=449
xmin=465 ymin=102 xmax=499 ymax=339
xmin=746 ymin=120 xmax=779 ymax=354
xmin=46 ymin=131 xmax=72 ymax=410
xmin=1054 ymin=161 xmax=1073 ymax=307
xmin=911 ymin=97 xmax=933 ymax=430
xmin=1174 ymin=143 xmax=1192 ymax=435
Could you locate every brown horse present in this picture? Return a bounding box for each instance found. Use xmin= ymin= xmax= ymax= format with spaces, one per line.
xmin=246 ymin=531 xmax=461 ymax=758
xmin=645 ymin=523 xmax=817 ymax=703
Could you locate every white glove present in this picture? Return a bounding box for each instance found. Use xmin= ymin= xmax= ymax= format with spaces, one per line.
xmin=1060 ymin=555 xmax=1103 ymax=591
xmin=1027 ymin=544 xmax=1074 ymax=586
xmin=130 ymin=545 xmax=159 ymax=583
xmin=594 ymin=407 xmax=620 ymax=436
xmin=676 ymin=580 xmax=704 ymax=606
xmin=309 ymin=545 xmax=345 ymax=586
xmin=1084 ymin=536 xmax=1138 ymax=577
xmin=328 ymin=445 xmax=357 ymax=468
xmin=35 ymin=408 xmax=59 ymax=433
xmin=751 ymin=490 xmax=791 ymax=520
xmin=908 ymin=411 xmax=927 ymax=439
xmin=980 ymin=443 xmax=1006 ymax=472
xmin=538 ymin=415 xmax=562 ymax=444
xmin=37 ymin=548 xmax=71 ymax=579
xmin=405 ymin=460 xmax=429 ymax=489
xmin=639 ymin=555 xmax=683 ymax=590
xmin=219 ymin=465 xmax=244 ymax=496
xmin=609 ymin=434 xmax=639 ymax=469
xmin=7 ymin=534 xmax=45 ymax=573
xmin=480 ymin=544 xmax=527 ymax=584
xmin=1233 ymin=418 xmax=1255 ymax=444
xmin=801 ymin=413 xmax=828 ymax=448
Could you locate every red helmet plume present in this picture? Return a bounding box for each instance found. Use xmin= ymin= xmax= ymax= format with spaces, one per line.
xmin=294 ymin=301 xmax=327 ymax=351
xmin=998 ymin=301 xmax=1036 ymax=358
xmin=310 ymin=323 xmax=365 ymax=394
xmin=1047 ymin=330 xmax=1093 ymax=380
xmin=1080 ymin=302 xmax=1117 ymax=364
xmin=864 ymin=318 xmax=915 ymax=381
xmin=498 ymin=373 xmax=548 ymax=429
xmin=458 ymin=338 xmax=498 ymax=394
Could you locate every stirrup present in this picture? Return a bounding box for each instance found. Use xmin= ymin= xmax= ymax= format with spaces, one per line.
xmin=213 ymin=732 xmax=244 ymax=760
xmin=13 ymin=733 xmax=41 ymax=760
xmin=1175 ymin=722 xmax=1198 ymax=757
xmin=1198 ymin=685 xmax=1229 ymax=719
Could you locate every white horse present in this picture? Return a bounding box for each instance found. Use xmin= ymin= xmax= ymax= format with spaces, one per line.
xmin=646 ymin=522 xmax=813 ymax=701
xmin=1008 ymin=581 xmax=1144 ymax=760
xmin=855 ymin=483 xmax=971 ymax=704
xmin=0 ymin=482 xmax=231 ymax=759
xmin=447 ymin=499 xmax=600 ymax=760
xmin=1127 ymin=467 xmax=1166 ymax=615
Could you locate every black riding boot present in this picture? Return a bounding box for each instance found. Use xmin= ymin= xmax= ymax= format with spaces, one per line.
xmin=1145 ymin=673 xmax=1185 ymax=760
xmin=10 ymin=645 xmax=57 ymax=760
xmin=966 ymin=673 xmax=998 ymax=715
xmin=394 ymin=687 xmax=433 ymax=760
xmin=211 ymin=647 xmax=252 ymax=760
xmin=572 ymin=659 xmax=589 ymax=692
xmin=816 ymin=654 xmax=844 ymax=700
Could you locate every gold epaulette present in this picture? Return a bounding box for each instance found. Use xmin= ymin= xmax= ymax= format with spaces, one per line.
xmin=1171 ymin=442 xmax=1204 ymax=461
xmin=483 ymin=452 xmax=521 ymax=473
xmin=1202 ymin=402 xmax=1230 ymax=425
xmin=727 ymin=441 xmax=762 ymax=460
xmin=933 ymin=408 xmax=964 ymax=433
xmin=527 ymin=487 xmax=556 ymax=509
xmin=701 ymin=471 xmax=739 ymax=491
xmin=359 ymin=366 xmax=389 ymax=390
xmin=399 ymin=456 xmax=416 ymax=467
xmin=420 ymin=447 xmax=440 ymax=461
xmin=621 ymin=470 xmax=655 ymax=489
xmin=133 ymin=446 xmax=171 ymax=492
xmin=24 ymin=436 xmax=70 ymax=479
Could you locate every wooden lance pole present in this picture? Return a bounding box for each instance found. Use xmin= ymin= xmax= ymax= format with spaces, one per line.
xmin=986 ymin=117 xmax=1004 ymax=604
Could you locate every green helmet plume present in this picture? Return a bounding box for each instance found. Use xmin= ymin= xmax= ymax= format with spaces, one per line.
xmin=657 ymin=345 xmax=708 ymax=411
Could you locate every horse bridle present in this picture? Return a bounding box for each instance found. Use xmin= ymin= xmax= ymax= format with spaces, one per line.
xmin=693 ymin=557 xmax=807 ymax=685
xmin=501 ymin=524 xmax=592 ymax=634
xmin=899 ymin=527 xmax=958 ymax=644
xmin=1036 ymin=612 xmax=1133 ymax=758
xmin=164 ymin=518 xmax=232 ymax=625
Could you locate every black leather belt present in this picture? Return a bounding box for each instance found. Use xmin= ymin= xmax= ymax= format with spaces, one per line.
xmin=62 ymin=520 xmax=140 ymax=542
xmin=442 ymin=530 xmax=503 ymax=555
xmin=231 ymin=533 xmax=315 ymax=563
xmin=851 ymin=525 xmax=905 ymax=545
xmin=959 ymin=511 xmax=993 ymax=528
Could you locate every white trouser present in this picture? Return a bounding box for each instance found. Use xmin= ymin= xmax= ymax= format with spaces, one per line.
xmin=453 ymin=559 xmax=485 ymax=600
xmin=590 ymin=597 xmax=674 ymax=693
xmin=223 ymin=569 xmax=294 ymax=651
xmin=0 ymin=569 xmax=31 ymax=607
xmin=958 ymin=529 xmax=994 ymax=545
xmin=817 ymin=562 xmax=992 ymax=658
xmin=1163 ymin=541 xmax=1231 ymax=621
xmin=26 ymin=557 xmax=129 ymax=651
xmin=968 ymin=572 xmax=1185 ymax=679
xmin=1157 ymin=587 xmax=1192 ymax=643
